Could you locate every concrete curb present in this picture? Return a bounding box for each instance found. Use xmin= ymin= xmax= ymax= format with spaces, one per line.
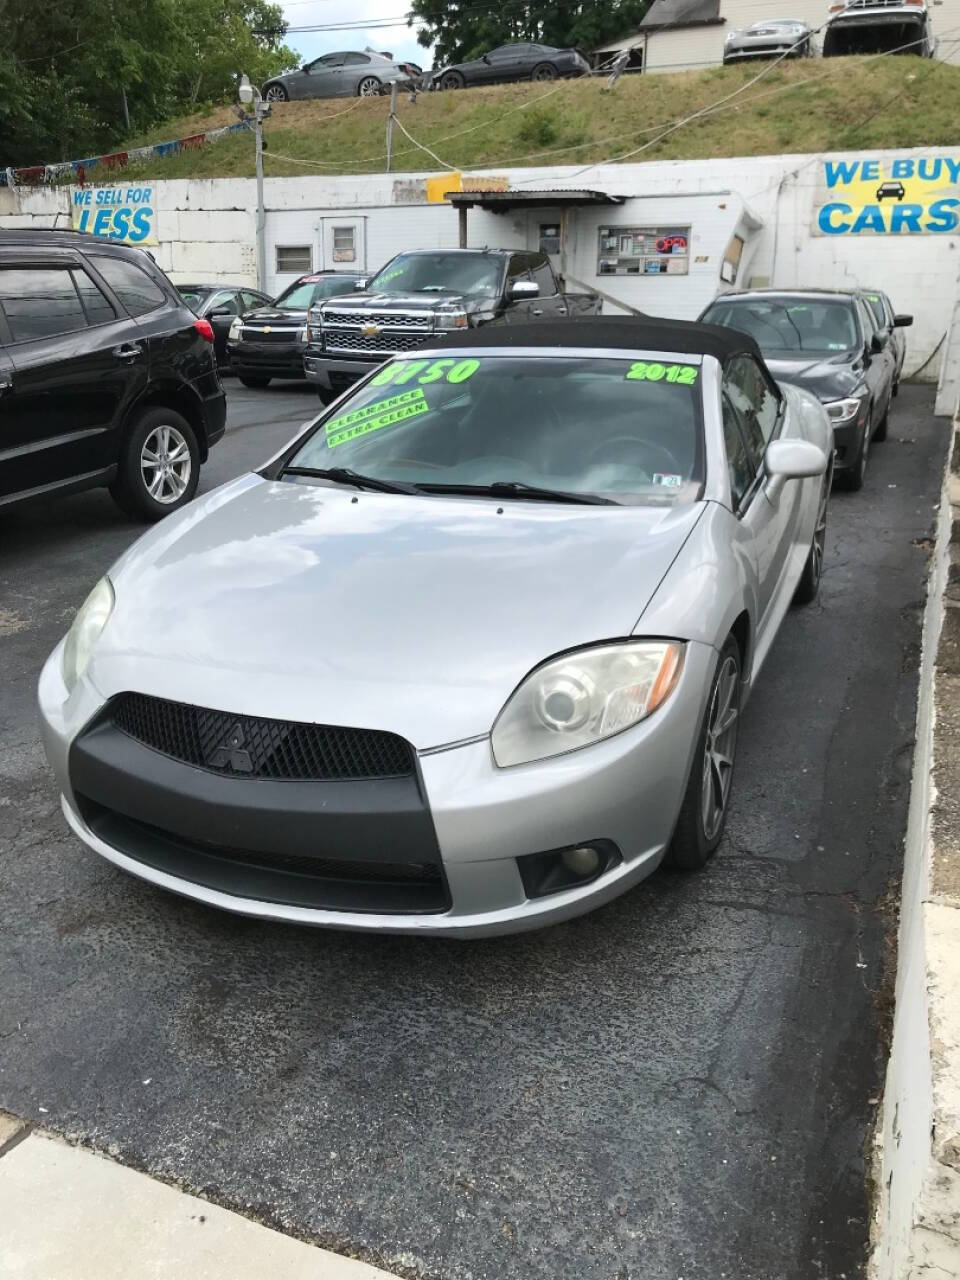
xmin=0 ymin=1123 xmax=405 ymax=1280
xmin=870 ymin=415 xmax=960 ymax=1278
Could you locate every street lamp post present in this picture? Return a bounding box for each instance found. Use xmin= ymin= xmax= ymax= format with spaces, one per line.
xmin=239 ymin=74 xmax=270 ymax=293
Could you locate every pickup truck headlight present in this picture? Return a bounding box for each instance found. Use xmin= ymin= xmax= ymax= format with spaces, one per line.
xmin=227 ymin=317 xmax=243 ymax=341
xmin=491 ymin=641 xmax=685 ymax=768
xmin=434 ymin=311 xmax=469 ymax=330
xmin=62 ymin=577 xmax=114 ymax=693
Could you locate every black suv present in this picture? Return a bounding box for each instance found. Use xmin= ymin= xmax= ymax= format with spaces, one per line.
xmin=0 ymin=230 xmax=227 ymax=521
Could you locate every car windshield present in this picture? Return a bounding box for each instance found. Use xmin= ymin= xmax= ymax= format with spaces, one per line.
xmin=178 ymin=288 xmax=210 ymax=311
xmin=283 ymin=354 xmax=704 ymax=504
xmin=274 ymin=278 xmax=359 ymax=310
xmin=703 ymin=298 xmax=859 ymax=355
xmin=366 ymin=253 xmax=503 ymax=297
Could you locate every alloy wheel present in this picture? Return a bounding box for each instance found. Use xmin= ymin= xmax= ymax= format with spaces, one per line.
xmin=140 ymin=424 xmax=192 ymax=505
xmin=263 ymin=84 xmax=287 ymax=102
xmin=811 ymin=491 xmax=828 ymax=589
xmin=358 ymin=77 xmax=381 ymax=96
xmin=700 ymin=655 xmax=740 ymax=841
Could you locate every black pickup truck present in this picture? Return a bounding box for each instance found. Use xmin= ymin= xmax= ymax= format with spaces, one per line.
xmin=302 ymin=248 xmax=601 ymax=401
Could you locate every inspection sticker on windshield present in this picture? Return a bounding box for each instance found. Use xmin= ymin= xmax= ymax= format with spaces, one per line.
xmin=626 ymin=362 xmax=698 ymax=385
xmin=653 ymin=473 xmax=683 ymax=488
xmin=326 ymin=388 xmax=429 ymax=448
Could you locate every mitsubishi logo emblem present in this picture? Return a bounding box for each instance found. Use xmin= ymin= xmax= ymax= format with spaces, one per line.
xmin=205 ymin=722 xmax=255 ymax=773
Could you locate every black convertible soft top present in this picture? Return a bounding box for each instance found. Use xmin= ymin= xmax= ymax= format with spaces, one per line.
xmin=430 ymin=315 xmax=762 ymax=365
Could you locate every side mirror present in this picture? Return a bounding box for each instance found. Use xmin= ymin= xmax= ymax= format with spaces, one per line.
xmin=481 ymin=54 xmax=492 ymax=64
xmin=894 ymin=313 xmax=913 ymax=328
xmin=208 ymin=306 xmax=233 ymax=319
xmin=353 ymin=278 xmax=368 ymax=291
xmin=764 ymin=439 xmax=827 ymax=502
xmin=871 ymin=331 xmax=888 ymax=352
xmin=509 ymin=280 xmax=540 ymax=299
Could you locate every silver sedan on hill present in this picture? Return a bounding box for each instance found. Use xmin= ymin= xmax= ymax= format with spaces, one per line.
xmin=261 ymin=50 xmax=411 ymax=101
xmin=39 ymin=319 xmax=831 ymax=937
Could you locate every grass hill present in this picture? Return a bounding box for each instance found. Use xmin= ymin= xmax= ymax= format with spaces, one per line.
xmin=120 ymin=55 xmax=960 ymax=183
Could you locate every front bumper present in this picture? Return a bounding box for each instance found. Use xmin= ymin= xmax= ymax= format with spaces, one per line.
xmin=228 ymin=341 xmax=306 ymax=379
xmin=303 ymin=352 xmax=382 ymax=392
xmin=39 ymin=640 xmax=716 ymax=936
xmin=830 ymin=418 xmax=866 ymax=470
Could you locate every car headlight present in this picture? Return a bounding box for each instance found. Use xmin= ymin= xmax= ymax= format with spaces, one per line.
xmin=227 ymin=317 xmax=243 ymax=341
xmin=434 ymin=310 xmax=469 ymax=330
xmin=491 ymin=641 xmax=685 ymax=768
xmin=825 ymin=395 xmax=865 ymax=423
xmin=62 ymin=577 xmax=114 ymax=693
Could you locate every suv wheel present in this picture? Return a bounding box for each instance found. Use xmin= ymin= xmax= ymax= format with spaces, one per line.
xmin=111 ymin=408 xmax=200 ymax=521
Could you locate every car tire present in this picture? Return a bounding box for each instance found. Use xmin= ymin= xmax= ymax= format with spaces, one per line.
xmin=874 ymin=405 xmax=889 ymax=442
xmin=440 ymin=71 xmax=465 ymax=90
xmin=666 ymin=636 xmax=742 ymax=872
xmin=794 ymin=480 xmax=828 ymax=606
xmin=357 ymin=76 xmax=382 ymax=96
xmin=842 ymin=418 xmax=870 ymax=491
xmin=532 ymin=62 xmax=559 ymax=81
xmin=110 ymin=407 xmax=200 ymax=523
xmin=239 ymin=375 xmax=271 ymax=388
xmin=263 ymin=83 xmax=288 ymax=102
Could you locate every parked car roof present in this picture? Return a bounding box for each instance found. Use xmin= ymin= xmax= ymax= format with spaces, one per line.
xmin=416 ymin=315 xmax=763 ymax=362
xmin=0 ymin=229 xmax=147 ymax=253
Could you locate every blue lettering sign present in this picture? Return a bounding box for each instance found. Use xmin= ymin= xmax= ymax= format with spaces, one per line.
xmin=818 ymin=202 xmax=852 ymax=234
xmin=926 ymin=199 xmax=960 ymax=233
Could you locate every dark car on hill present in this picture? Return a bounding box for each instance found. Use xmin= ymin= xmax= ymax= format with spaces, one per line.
xmin=700 ymin=288 xmax=903 ymax=491
xmin=432 ymin=42 xmax=589 ymax=90
xmin=226 ymin=271 xmax=365 ymax=387
xmin=0 ymin=230 xmax=226 ymax=521
xmin=177 ymin=283 xmax=272 ymax=368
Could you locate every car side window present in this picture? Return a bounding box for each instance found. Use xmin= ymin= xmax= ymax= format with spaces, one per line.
xmin=724 ymin=354 xmax=780 ymax=448
xmin=529 ymin=254 xmax=557 ymax=296
xmin=209 ymin=290 xmax=239 ymax=315
xmin=89 ymin=255 xmax=166 ymax=316
xmin=72 ymin=268 xmax=118 ymax=326
xmin=506 ymin=255 xmax=532 ymax=284
xmin=0 ymin=267 xmax=90 ymax=342
xmin=722 ymin=394 xmax=756 ymax=510
xmin=343 ymin=53 xmax=370 ymax=65
xmin=319 ymin=53 xmax=347 ymax=68
xmin=241 ymin=291 xmax=265 ymax=310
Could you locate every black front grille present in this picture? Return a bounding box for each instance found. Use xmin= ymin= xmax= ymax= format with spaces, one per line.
xmin=322 ymin=311 xmax=432 ymax=328
xmin=111 ymin=693 xmax=415 ymax=782
xmin=241 ymin=327 xmax=299 ymax=344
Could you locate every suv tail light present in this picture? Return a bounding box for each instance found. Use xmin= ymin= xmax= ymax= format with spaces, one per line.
xmin=194 ymin=318 xmax=215 ymax=343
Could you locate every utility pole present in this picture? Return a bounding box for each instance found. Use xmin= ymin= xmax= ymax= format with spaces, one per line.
xmin=386 ymin=80 xmax=398 ymax=172
xmin=239 ymin=74 xmax=270 ymax=293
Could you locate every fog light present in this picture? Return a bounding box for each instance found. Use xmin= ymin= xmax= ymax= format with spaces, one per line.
xmin=561 ymin=845 xmax=601 ymax=877
xmin=517 ymin=840 xmax=620 ymax=900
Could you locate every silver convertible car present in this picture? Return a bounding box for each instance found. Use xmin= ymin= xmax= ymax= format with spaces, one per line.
xmin=39 ymin=319 xmax=832 ymax=936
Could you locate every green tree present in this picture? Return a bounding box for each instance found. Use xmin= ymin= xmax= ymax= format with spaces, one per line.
xmin=0 ymin=0 xmax=297 ymax=169
xmin=409 ymin=0 xmax=652 ymax=69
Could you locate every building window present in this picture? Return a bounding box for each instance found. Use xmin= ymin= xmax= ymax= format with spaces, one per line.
xmin=539 ymin=224 xmax=560 ymax=256
xmin=332 ymin=227 xmax=356 ymax=263
xmin=721 ymin=234 xmax=744 ymax=285
xmin=276 ymin=245 xmax=312 ymax=274
xmin=597 ymin=225 xmax=690 ymax=277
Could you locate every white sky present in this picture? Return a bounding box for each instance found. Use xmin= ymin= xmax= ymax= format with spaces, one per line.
xmin=279 ymin=0 xmax=436 ymax=70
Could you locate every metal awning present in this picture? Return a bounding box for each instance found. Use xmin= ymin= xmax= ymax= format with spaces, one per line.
xmin=445 ymin=189 xmax=625 ymax=212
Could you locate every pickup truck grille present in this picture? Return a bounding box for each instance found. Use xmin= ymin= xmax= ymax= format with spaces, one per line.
xmin=843 ymin=0 xmax=910 ymax=8
xmin=323 ymin=327 xmax=434 ymax=355
xmin=240 ymin=327 xmax=300 ymax=344
xmin=322 ymin=311 xmax=432 ymax=329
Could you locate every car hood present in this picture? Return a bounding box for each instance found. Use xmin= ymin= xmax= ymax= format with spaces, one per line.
xmin=241 ymin=306 xmax=307 ymax=326
xmin=320 ymin=290 xmax=493 ymax=316
xmin=93 ymin=476 xmax=704 ymax=750
xmin=764 ymin=352 xmax=864 ymax=402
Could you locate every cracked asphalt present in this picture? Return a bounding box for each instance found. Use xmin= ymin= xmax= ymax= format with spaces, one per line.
xmin=0 ymin=381 xmax=948 ymax=1280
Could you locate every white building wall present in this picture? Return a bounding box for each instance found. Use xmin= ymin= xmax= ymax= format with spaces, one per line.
xmin=3 ymin=148 xmax=958 ymax=380
xmin=643 ymin=24 xmax=726 ymax=73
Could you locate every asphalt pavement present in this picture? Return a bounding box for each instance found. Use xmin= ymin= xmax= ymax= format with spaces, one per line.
xmin=0 ymin=379 xmax=949 ymax=1280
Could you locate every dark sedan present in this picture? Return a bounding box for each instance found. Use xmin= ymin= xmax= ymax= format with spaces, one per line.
xmin=226 ymin=271 xmax=365 ymax=388
xmin=432 ymin=42 xmax=589 ymax=90
xmin=700 ymin=288 xmax=902 ymax=491
xmin=178 ymin=284 xmax=272 ymax=368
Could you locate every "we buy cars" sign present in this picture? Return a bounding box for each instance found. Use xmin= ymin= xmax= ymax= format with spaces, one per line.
xmin=814 ymin=153 xmax=960 ymax=236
